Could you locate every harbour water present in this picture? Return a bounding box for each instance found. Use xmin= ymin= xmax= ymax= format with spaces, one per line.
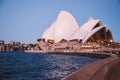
xmin=0 ymin=52 xmax=100 ymax=80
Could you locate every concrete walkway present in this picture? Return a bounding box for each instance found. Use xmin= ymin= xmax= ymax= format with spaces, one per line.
xmin=62 ymin=53 xmax=120 ymax=80
xmin=108 ymin=58 xmax=120 ymax=80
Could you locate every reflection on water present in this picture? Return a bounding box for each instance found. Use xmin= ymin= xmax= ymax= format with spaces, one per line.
xmin=0 ymin=52 xmax=100 ymax=80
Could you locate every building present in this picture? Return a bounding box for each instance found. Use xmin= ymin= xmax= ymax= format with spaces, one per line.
xmin=36 ymin=10 xmax=116 ymax=52
xmin=42 ymin=10 xmax=113 ymax=44
xmin=0 ymin=40 xmax=24 ymax=52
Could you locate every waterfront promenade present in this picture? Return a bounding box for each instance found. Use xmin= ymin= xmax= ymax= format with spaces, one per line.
xmin=61 ymin=52 xmax=120 ymax=80
xmin=108 ymin=61 xmax=120 ymax=80
xmin=25 ymin=48 xmax=120 ymax=80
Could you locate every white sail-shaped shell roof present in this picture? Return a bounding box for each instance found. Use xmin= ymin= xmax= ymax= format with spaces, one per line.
xmin=42 ymin=28 xmax=49 ymax=39
xmin=42 ymin=21 xmax=56 ymax=41
xmin=69 ymin=18 xmax=100 ymax=41
xmin=106 ymin=28 xmax=113 ymax=42
xmin=80 ymin=19 xmax=100 ymax=31
xmin=82 ymin=26 xmax=106 ymax=43
xmin=54 ymin=10 xmax=80 ymax=42
xmin=42 ymin=10 xmax=113 ymax=43
xmin=42 ymin=10 xmax=80 ymax=43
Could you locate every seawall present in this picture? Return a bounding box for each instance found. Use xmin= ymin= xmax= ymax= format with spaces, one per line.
xmin=61 ymin=53 xmax=120 ymax=80
xmin=25 ymin=50 xmax=120 ymax=80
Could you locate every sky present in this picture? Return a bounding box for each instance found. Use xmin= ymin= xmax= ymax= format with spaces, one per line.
xmin=0 ymin=0 xmax=120 ymax=44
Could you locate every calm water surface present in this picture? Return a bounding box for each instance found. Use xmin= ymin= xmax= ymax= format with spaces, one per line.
xmin=0 ymin=52 xmax=100 ymax=80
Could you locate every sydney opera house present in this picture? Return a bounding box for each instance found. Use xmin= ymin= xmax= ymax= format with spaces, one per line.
xmin=41 ymin=10 xmax=113 ymax=44
xmin=33 ymin=10 xmax=119 ymax=52
xmin=21 ymin=10 xmax=120 ymax=52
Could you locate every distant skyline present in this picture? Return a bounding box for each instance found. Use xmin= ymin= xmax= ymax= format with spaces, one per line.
xmin=0 ymin=0 xmax=120 ymax=43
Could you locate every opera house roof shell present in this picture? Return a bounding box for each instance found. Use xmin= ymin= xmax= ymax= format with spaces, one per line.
xmin=42 ymin=10 xmax=113 ymax=43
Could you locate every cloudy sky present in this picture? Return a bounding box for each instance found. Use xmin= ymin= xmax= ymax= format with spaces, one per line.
xmin=0 ymin=0 xmax=120 ymax=43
